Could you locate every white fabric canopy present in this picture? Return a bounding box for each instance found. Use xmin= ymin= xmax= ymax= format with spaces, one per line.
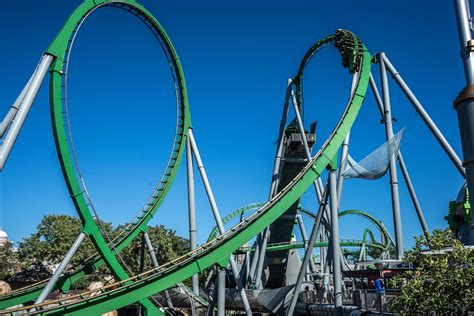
xmin=341 ymin=129 xmax=404 ymax=180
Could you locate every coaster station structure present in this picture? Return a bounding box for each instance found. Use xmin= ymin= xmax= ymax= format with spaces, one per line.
xmin=0 ymin=0 xmax=472 ymax=315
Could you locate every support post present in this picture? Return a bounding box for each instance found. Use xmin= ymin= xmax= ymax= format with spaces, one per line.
xmin=188 ymin=129 xmax=253 ymax=316
xmin=247 ymin=234 xmax=261 ymax=287
xmin=397 ymin=153 xmax=430 ymax=237
xmin=0 ymin=74 xmax=34 ymax=137
xmin=380 ymin=54 xmax=465 ymax=177
xmin=454 ymin=0 xmax=474 ymax=244
xmin=35 ymin=232 xmax=86 ymax=304
xmin=380 ymin=53 xmax=404 ymax=259
xmin=286 ymin=183 xmax=329 ymax=316
xmin=370 ymin=73 xmax=430 ymax=240
xmin=251 ymin=79 xmax=292 ymax=288
xmin=254 ymin=227 xmax=269 ymax=289
xmin=186 ymin=134 xmax=199 ymax=294
xmin=329 ymin=169 xmax=343 ymax=316
xmin=296 ymin=214 xmax=317 ymax=274
xmin=336 ymin=72 xmax=358 ymax=203
xmin=217 ymin=269 xmax=226 ymax=316
xmin=0 ymin=54 xmax=54 ymax=171
xmin=143 ymin=232 xmax=175 ymax=313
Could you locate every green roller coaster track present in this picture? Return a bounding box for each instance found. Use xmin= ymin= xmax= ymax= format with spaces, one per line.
xmin=207 ymin=203 xmax=394 ymax=250
xmin=1 ymin=29 xmax=372 ymax=315
xmin=0 ymin=1 xmax=373 ymax=314
xmin=0 ymin=0 xmax=190 ymax=312
xmin=234 ymin=239 xmax=385 ymax=254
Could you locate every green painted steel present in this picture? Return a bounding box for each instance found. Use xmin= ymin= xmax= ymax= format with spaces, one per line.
xmin=1 ymin=30 xmax=372 ymax=315
xmin=0 ymin=0 xmax=191 ymax=313
xmin=234 ymin=239 xmax=385 ymax=254
xmin=207 ymin=204 xmax=392 ymax=249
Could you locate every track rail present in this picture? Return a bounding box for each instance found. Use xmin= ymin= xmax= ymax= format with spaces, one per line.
xmin=0 ymin=0 xmax=191 ymax=310
xmin=234 ymin=239 xmax=385 ymax=254
xmin=1 ymin=30 xmax=372 ymax=315
xmin=207 ymin=203 xmax=393 ymax=249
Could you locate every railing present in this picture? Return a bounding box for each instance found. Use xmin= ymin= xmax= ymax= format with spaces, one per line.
xmin=354 ymin=288 xmax=400 ymax=313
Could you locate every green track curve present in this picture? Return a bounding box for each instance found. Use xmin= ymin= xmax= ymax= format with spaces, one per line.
xmin=1 ymin=30 xmax=372 ymax=315
xmin=207 ymin=203 xmax=393 ymax=249
xmin=234 ymin=239 xmax=385 ymax=254
xmin=0 ymin=0 xmax=191 ymax=312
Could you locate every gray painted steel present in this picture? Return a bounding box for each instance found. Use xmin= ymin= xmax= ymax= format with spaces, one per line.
xmin=286 ymin=186 xmax=329 ymax=316
xmin=35 ymin=232 xmax=86 ymax=305
xmin=297 ymin=214 xmax=317 ymax=274
xmin=217 ymin=269 xmax=225 ymax=316
xmin=380 ymin=54 xmax=404 ymax=259
xmin=369 ymin=73 xmax=430 ymax=239
xmin=186 ymin=134 xmax=199 ymax=294
xmin=143 ymin=232 xmax=175 ymax=312
xmin=455 ymin=0 xmax=474 ymax=84
xmin=188 ymin=130 xmax=252 ymax=316
xmin=0 ymin=54 xmax=53 ymax=171
xmin=454 ymin=0 xmax=474 ymax=244
xmin=381 ymin=54 xmax=465 ymax=177
xmin=329 ymin=169 xmax=343 ymax=315
xmin=337 ymin=73 xmax=358 ymax=204
xmin=255 ymin=227 xmax=269 ymax=289
xmin=0 ymin=74 xmax=34 ymax=137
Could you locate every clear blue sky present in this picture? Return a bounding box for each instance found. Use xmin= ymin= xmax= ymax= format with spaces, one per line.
xmin=0 ymin=0 xmax=467 ymax=251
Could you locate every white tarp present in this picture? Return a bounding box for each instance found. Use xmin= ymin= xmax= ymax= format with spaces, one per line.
xmin=341 ymin=129 xmax=404 ymax=180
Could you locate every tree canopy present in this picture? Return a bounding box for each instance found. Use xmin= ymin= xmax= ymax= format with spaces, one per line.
xmin=2 ymin=214 xmax=190 ymax=288
xmin=390 ymin=229 xmax=474 ymax=314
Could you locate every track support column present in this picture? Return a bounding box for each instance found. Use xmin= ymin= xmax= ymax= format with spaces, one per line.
xmin=35 ymin=232 xmax=86 ymax=304
xmin=217 ymin=268 xmax=226 ymax=316
xmin=0 ymin=54 xmax=54 ymax=171
xmin=369 ymin=73 xmax=430 ymax=240
xmin=186 ymin=133 xmax=199 ymax=294
xmin=454 ymin=0 xmax=474 ymax=244
xmin=188 ymin=129 xmax=253 ymax=316
xmin=329 ymin=168 xmax=343 ymax=316
xmin=379 ymin=53 xmax=404 ymax=259
xmin=287 ymin=184 xmax=329 ymax=315
xmin=143 ymin=232 xmax=175 ymax=313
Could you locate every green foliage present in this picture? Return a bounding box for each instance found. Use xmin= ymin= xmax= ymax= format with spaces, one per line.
xmin=0 ymin=242 xmax=21 ymax=280
xmin=17 ymin=215 xmax=108 ymax=268
xmin=118 ymin=224 xmax=190 ymax=275
xmin=7 ymin=215 xmax=190 ymax=288
xmin=390 ymin=229 xmax=474 ymax=314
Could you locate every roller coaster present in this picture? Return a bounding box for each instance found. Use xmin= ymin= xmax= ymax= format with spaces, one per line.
xmin=0 ymin=0 xmax=473 ymax=315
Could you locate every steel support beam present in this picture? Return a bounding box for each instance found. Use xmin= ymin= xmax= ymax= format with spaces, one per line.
xmin=287 ymin=183 xmax=329 ymax=316
xmin=329 ymin=169 xmax=343 ymax=315
xmin=188 ymin=129 xmax=253 ymax=316
xmin=337 ymin=73 xmax=358 ymax=204
xmin=252 ymin=79 xmax=292 ymax=288
xmin=217 ymin=269 xmax=226 ymax=316
xmin=247 ymin=234 xmax=261 ymax=287
xmin=143 ymin=232 xmax=175 ymax=313
xmin=186 ymin=135 xmax=199 ymax=294
xmin=380 ymin=54 xmax=465 ymax=177
xmin=380 ymin=54 xmax=404 ymax=259
xmin=369 ymin=73 xmax=430 ymax=240
xmin=454 ymin=0 xmax=474 ymax=244
xmin=0 ymin=74 xmax=34 ymax=138
xmin=0 ymin=54 xmax=54 ymax=171
xmin=254 ymin=227 xmax=269 ymax=289
xmin=296 ymin=214 xmax=317 ymax=274
xmin=35 ymin=232 xmax=86 ymax=304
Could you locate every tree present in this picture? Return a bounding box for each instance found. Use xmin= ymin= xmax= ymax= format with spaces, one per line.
xmin=118 ymin=224 xmax=190 ymax=275
xmin=390 ymin=229 xmax=474 ymax=314
xmin=17 ymin=215 xmax=107 ymax=269
xmin=0 ymin=242 xmax=21 ymax=280
xmin=15 ymin=215 xmax=190 ymax=288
